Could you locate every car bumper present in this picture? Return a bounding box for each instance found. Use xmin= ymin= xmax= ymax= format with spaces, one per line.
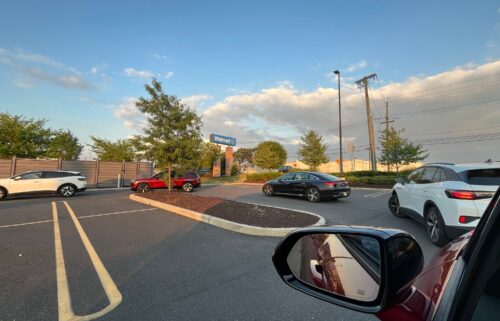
xmin=445 ymin=225 xmax=474 ymax=239
xmin=77 ymin=187 xmax=87 ymax=193
xmin=320 ymin=188 xmax=351 ymax=198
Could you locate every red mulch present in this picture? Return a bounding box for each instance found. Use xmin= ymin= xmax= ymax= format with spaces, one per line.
xmin=137 ymin=190 xmax=319 ymax=228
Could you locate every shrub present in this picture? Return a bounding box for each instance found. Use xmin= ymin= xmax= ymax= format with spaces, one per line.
xmin=245 ymin=172 xmax=282 ymax=182
xmin=230 ymin=164 xmax=239 ymax=176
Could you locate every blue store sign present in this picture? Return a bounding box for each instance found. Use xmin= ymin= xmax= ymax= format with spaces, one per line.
xmin=210 ymin=134 xmax=236 ymax=146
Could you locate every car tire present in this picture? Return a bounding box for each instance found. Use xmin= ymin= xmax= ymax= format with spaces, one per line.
xmin=182 ymin=182 xmax=193 ymax=192
xmin=306 ymin=187 xmax=321 ymax=203
xmin=59 ymin=184 xmax=76 ymax=198
xmin=0 ymin=187 xmax=7 ymax=200
xmin=263 ymin=184 xmax=274 ymax=196
xmin=388 ymin=193 xmax=406 ymax=218
xmin=425 ymin=206 xmax=449 ymax=246
xmin=137 ymin=183 xmax=151 ymax=193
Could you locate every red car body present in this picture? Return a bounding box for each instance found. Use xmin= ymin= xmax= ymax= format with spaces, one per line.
xmin=376 ymin=232 xmax=471 ymax=321
xmin=130 ymin=171 xmax=201 ymax=192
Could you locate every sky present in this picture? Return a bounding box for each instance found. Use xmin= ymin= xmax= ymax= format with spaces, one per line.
xmin=0 ymin=0 xmax=499 ymax=162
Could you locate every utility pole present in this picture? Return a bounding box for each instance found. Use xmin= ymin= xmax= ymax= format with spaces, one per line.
xmin=380 ymin=99 xmax=395 ymax=171
xmin=355 ymin=73 xmax=378 ymax=172
xmin=333 ymin=70 xmax=343 ymax=176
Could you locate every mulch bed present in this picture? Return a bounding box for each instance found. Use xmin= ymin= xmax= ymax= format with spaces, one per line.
xmin=137 ymin=190 xmax=319 ymax=228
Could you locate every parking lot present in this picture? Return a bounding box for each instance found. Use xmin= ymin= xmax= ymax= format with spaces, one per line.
xmin=0 ymin=185 xmax=439 ymax=321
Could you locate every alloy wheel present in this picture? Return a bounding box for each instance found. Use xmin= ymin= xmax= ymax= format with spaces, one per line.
xmin=60 ymin=185 xmax=75 ymax=197
xmin=183 ymin=183 xmax=193 ymax=192
xmin=389 ymin=195 xmax=400 ymax=214
xmin=138 ymin=184 xmax=150 ymax=193
xmin=307 ymin=188 xmax=319 ymax=202
xmin=263 ymin=185 xmax=273 ymax=196
xmin=426 ymin=210 xmax=440 ymax=242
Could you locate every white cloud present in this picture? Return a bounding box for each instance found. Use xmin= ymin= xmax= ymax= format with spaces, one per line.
xmin=180 ymin=94 xmax=213 ymax=110
xmin=201 ymin=60 xmax=500 ymax=162
xmin=113 ymin=97 xmax=145 ymax=132
xmin=153 ymin=53 xmax=167 ymax=60
xmin=14 ymin=79 xmax=33 ymax=88
xmin=124 ymin=67 xmax=155 ymax=79
xmin=164 ymin=71 xmax=174 ymax=79
xmin=346 ymin=59 xmax=367 ymax=72
xmin=486 ymin=40 xmax=497 ymax=48
xmin=0 ymin=48 xmax=94 ymax=90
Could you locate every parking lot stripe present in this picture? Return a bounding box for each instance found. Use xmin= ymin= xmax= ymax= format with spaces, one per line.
xmin=52 ymin=201 xmax=122 ymax=321
xmin=363 ymin=190 xmax=392 ymax=198
xmin=0 ymin=219 xmax=54 ymax=229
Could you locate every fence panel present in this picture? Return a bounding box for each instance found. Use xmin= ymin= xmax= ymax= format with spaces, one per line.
xmin=123 ymin=162 xmax=138 ymax=187
xmin=15 ymin=159 xmax=58 ymax=174
xmin=138 ymin=162 xmax=153 ymax=178
xmin=0 ymin=159 xmax=12 ymax=178
xmin=98 ymin=161 xmax=123 ymax=188
xmin=62 ymin=160 xmax=97 ymax=188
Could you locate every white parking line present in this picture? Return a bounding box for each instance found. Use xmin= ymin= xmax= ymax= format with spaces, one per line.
xmin=0 ymin=208 xmax=157 ymax=229
xmin=364 ymin=190 xmax=392 ymax=198
xmin=53 ymin=201 xmax=122 ymax=321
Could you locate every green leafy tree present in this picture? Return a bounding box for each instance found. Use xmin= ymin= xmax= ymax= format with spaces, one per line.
xmin=135 ymin=79 xmax=203 ymax=190
xmin=297 ymin=130 xmax=329 ymax=171
xmin=0 ymin=113 xmax=51 ymax=158
xmin=89 ymin=136 xmax=136 ymax=161
xmin=234 ymin=147 xmax=255 ymax=169
xmin=253 ymin=141 xmax=287 ymax=170
xmin=200 ymin=142 xmax=222 ymax=169
xmin=46 ymin=130 xmax=83 ymax=160
xmin=379 ymin=127 xmax=429 ymax=172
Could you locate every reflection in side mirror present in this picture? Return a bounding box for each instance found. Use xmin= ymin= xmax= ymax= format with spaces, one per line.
xmin=286 ymin=233 xmax=381 ymax=302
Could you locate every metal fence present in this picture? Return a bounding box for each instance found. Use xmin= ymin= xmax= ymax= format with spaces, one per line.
xmin=0 ymin=157 xmax=154 ymax=188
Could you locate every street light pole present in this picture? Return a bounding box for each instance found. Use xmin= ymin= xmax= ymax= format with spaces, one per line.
xmin=334 ymin=70 xmax=343 ymax=176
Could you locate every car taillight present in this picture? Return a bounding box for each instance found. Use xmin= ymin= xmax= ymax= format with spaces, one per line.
xmin=323 ymin=182 xmax=335 ymax=187
xmin=78 ymin=177 xmax=86 ymax=181
xmin=459 ymin=216 xmax=480 ymax=224
xmin=445 ymin=190 xmax=494 ymax=200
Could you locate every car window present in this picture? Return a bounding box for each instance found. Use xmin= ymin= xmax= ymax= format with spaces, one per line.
xmin=407 ymin=169 xmax=424 ymax=184
xmin=467 ymin=169 xmax=500 ymax=186
xmin=280 ymin=173 xmax=295 ymax=180
xmin=19 ymin=172 xmax=42 ymax=179
xmin=471 ymin=264 xmax=500 ymax=320
xmin=294 ymin=173 xmax=310 ymax=180
xmin=307 ymin=174 xmax=319 ymax=180
xmin=319 ymin=174 xmax=340 ymax=181
xmin=42 ymin=171 xmax=69 ymax=178
xmin=432 ymin=168 xmax=446 ymax=183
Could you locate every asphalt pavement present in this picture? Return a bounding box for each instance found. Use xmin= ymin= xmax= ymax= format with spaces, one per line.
xmin=0 ymin=189 xmax=376 ymax=321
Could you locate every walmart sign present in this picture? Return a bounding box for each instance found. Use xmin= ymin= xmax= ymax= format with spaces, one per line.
xmin=210 ymin=134 xmax=236 ymax=146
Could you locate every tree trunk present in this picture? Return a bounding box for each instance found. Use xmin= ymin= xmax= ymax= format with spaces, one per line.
xmin=167 ymin=163 xmax=172 ymax=191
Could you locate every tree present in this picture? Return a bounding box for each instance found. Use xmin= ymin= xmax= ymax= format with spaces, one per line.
xmin=297 ymin=130 xmax=329 ymax=171
xmin=46 ymin=130 xmax=83 ymax=160
xmin=89 ymin=136 xmax=136 ymax=161
xmin=234 ymin=147 xmax=255 ymax=170
xmin=135 ymin=79 xmax=203 ymax=190
xmin=379 ymin=127 xmax=429 ymax=172
xmin=0 ymin=113 xmax=50 ymax=158
xmin=200 ymin=142 xmax=222 ymax=169
xmin=253 ymin=141 xmax=287 ymax=170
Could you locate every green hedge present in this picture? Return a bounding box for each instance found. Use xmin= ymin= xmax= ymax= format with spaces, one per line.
xmin=245 ymin=172 xmax=282 ymax=182
xmin=344 ymin=175 xmax=397 ymax=185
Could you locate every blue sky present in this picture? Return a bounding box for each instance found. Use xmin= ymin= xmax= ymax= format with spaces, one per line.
xmin=1 ymin=0 xmax=499 ymax=161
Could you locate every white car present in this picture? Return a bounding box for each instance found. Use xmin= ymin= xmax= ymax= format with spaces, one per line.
xmin=388 ymin=163 xmax=499 ymax=246
xmin=0 ymin=170 xmax=87 ymax=200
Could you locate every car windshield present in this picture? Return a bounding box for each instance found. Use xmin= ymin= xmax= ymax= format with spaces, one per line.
xmin=1 ymin=2 xmax=499 ymax=321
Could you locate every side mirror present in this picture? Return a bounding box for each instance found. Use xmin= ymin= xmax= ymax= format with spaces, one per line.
xmin=395 ymin=177 xmax=405 ymax=185
xmin=272 ymin=226 xmax=424 ymax=314
xmin=13 ymin=176 xmax=22 ymax=181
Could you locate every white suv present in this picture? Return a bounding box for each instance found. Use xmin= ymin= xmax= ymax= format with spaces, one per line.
xmin=0 ymin=170 xmax=87 ymax=200
xmin=388 ymin=163 xmax=500 ymax=246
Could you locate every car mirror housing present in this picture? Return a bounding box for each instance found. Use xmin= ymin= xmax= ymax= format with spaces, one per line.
xmin=272 ymin=226 xmax=424 ymax=314
xmin=395 ymin=177 xmax=405 ymax=185
xmin=13 ymin=176 xmax=22 ymax=181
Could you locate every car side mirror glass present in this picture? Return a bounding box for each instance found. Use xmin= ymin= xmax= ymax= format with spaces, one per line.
xmin=13 ymin=176 xmax=22 ymax=180
xmin=273 ymin=227 xmax=424 ymax=314
xmin=286 ymin=233 xmax=382 ymax=302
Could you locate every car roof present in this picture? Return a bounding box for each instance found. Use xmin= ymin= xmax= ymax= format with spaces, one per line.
xmin=424 ymin=162 xmax=500 ymax=172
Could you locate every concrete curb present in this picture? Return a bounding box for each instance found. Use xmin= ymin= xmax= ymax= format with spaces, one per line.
xmin=129 ymin=194 xmax=326 ymax=237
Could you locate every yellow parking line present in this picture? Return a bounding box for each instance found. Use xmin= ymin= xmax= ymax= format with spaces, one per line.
xmin=52 ymin=201 xmax=122 ymax=321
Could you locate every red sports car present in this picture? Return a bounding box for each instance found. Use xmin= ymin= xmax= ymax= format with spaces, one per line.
xmin=131 ymin=171 xmax=201 ymax=193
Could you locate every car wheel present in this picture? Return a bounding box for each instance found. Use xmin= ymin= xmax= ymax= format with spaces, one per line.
xmin=306 ymin=187 xmax=321 ymax=203
xmin=0 ymin=187 xmax=7 ymax=200
xmin=425 ymin=206 xmax=449 ymax=246
xmin=59 ymin=184 xmax=76 ymax=197
xmin=263 ymin=184 xmax=274 ymax=196
xmin=388 ymin=193 xmax=406 ymax=218
xmin=137 ymin=183 xmax=151 ymax=193
xmin=182 ymin=182 xmax=193 ymax=192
